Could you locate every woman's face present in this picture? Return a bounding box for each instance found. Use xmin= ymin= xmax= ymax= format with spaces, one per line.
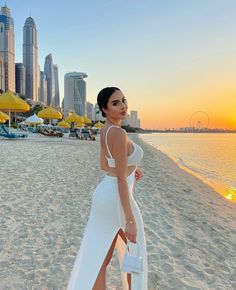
xmin=103 ymin=90 xmax=128 ymax=120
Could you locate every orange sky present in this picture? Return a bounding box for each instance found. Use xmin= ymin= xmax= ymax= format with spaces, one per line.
xmin=136 ymin=89 xmax=236 ymax=129
xmin=126 ymin=59 xmax=236 ymax=130
xmin=10 ymin=0 xmax=235 ymax=130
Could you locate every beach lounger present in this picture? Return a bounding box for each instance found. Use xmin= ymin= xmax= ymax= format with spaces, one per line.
xmin=81 ymin=129 xmax=93 ymax=140
xmin=28 ymin=127 xmax=39 ymax=133
xmin=0 ymin=125 xmax=28 ymax=138
xmin=0 ymin=132 xmax=20 ymax=139
xmin=69 ymin=131 xmax=77 ymax=138
xmin=69 ymin=128 xmax=79 ymax=138
xmin=0 ymin=132 xmax=28 ymax=138
xmin=38 ymin=128 xmax=63 ymax=137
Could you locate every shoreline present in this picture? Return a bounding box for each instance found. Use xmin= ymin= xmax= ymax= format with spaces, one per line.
xmin=138 ymin=134 xmax=236 ymax=204
xmin=134 ymin=133 xmax=236 ymax=289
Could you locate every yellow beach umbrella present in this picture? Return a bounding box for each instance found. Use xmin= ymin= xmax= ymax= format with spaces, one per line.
xmin=0 ymin=117 xmax=6 ymax=123
xmin=0 ymin=111 xmax=9 ymax=120
xmin=79 ymin=115 xmax=85 ymax=124
xmin=75 ymin=122 xmax=84 ymax=128
xmin=94 ymin=121 xmax=104 ymax=128
xmin=65 ymin=112 xmax=83 ymax=123
xmin=83 ymin=116 xmax=91 ymax=124
xmin=0 ymin=91 xmax=30 ymax=132
xmin=38 ymin=107 xmax=62 ymax=120
xmin=57 ymin=120 xmax=70 ymax=128
xmin=0 ymin=91 xmax=30 ymax=112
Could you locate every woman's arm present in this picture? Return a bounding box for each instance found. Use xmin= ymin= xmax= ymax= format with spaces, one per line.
xmin=110 ymin=127 xmax=137 ymax=242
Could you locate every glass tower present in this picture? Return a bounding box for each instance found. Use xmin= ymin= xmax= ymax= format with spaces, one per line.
xmin=44 ymin=53 xmax=55 ymax=106
xmin=0 ymin=5 xmax=15 ymax=92
xmin=53 ymin=64 xmax=60 ymax=108
xmin=23 ymin=17 xmax=38 ymax=101
xmin=39 ymin=71 xmax=47 ymax=105
xmin=64 ymin=72 xmax=87 ymax=116
xmin=15 ymin=63 xmax=26 ymax=96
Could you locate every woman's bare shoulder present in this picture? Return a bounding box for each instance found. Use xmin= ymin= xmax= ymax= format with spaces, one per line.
xmin=101 ymin=125 xmax=126 ymax=134
xmin=100 ymin=126 xmax=126 ymax=145
xmin=108 ymin=126 xmax=126 ymax=137
xmin=107 ymin=127 xmax=127 ymax=148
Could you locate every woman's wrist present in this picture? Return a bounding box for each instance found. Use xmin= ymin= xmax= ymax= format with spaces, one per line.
xmin=126 ymin=220 xmax=135 ymax=226
xmin=125 ymin=216 xmax=135 ymax=225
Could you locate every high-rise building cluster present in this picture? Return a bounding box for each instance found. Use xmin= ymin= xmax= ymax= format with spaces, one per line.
xmin=0 ymin=4 xmax=141 ymax=127
xmin=0 ymin=4 xmax=60 ymax=107
xmin=121 ymin=110 xmax=140 ymax=128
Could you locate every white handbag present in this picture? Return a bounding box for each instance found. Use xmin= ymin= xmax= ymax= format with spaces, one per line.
xmin=121 ymin=241 xmax=143 ymax=274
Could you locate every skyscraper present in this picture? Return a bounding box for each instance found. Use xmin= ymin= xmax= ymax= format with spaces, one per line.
xmin=0 ymin=56 xmax=4 ymax=92
xmin=94 ymin=103 xmax=105 ymax=122
xmin=53 ymin=64 xmax=60 ymax=108
xmin=15 ymin=63 xmax=25 ymax=96
xmin=64 ymin=72 xmax=87 ymax=116
xmin=130 ymin=110 xmax=138 ymax=127
xmin=37 ymin=64 xmax=40 ymax=100
xmin=44 ymin=54 xmax=55 ymax=106
xmin=23 ymin=17 xmax=38 ymax=101
xmin=39 ymin=71 xmax=47 ymax=104
xmin=137 ymin=118 xmax=141 ymax=128
xmin=61 ymin=98 xmax=64 ymax=111
xmin=121 ymin=113 xmax=130 ymax=126
xmin=0 ymin=5 xmax=15 ymax=92
xmin=86 ymin=101 xmax=94 ymax=120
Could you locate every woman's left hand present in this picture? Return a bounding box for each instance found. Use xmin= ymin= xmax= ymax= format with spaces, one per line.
xmin=135 ymin=167 xmax=144 ymax=181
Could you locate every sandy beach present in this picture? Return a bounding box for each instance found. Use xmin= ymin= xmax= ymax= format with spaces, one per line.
xmin=0 ymin=133 xmax=235 ymax=290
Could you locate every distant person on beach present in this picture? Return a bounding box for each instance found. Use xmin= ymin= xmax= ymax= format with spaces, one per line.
xmin=67 ymin=87 xmax=148 ymax=290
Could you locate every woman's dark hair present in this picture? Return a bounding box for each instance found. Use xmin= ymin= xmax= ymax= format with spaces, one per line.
xmin=97 ymin=87 xmax=120 ymax=117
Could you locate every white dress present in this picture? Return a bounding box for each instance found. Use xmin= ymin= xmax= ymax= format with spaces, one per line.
xmin=67 ymin=125 xmax=148 ymax=290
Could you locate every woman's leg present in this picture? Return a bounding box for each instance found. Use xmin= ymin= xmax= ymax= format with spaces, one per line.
xmin=92 ymin=230 xmax=119 ymax=290
xmin=92 ymin=229 xmax=131 ymax=290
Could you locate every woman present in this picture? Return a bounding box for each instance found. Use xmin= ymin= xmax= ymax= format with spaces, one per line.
xmin=67 ymin=87 xmax=147 ymax=290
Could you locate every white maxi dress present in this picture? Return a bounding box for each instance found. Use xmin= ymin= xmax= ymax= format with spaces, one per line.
xmin=67 ymin=125 xmax=148 ymax=290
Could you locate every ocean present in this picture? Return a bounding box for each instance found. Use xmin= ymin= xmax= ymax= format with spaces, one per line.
xmin=140 ymin=133 xmax=236 ymax=203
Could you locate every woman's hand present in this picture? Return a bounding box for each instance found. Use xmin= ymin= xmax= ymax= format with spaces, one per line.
xmin=125 ymin=221 xmax=137 ymax=243
xmin=135 ymin=167 xmax=144 ymax=181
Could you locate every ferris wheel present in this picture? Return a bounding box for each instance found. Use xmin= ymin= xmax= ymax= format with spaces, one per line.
xmin=189 ymin=111 xmax=210 ymax=129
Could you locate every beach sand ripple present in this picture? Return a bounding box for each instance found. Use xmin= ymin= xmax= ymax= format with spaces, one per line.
xmin=0 ymin=135 xmax=235 ymax=290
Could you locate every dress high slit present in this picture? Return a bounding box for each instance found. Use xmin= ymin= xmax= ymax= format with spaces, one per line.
xmin=66 ymin=127 xmax=147 ymax=290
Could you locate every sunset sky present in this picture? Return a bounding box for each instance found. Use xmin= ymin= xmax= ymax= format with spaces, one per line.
xmin=5 ymin=0 xmax=236 ymax=129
